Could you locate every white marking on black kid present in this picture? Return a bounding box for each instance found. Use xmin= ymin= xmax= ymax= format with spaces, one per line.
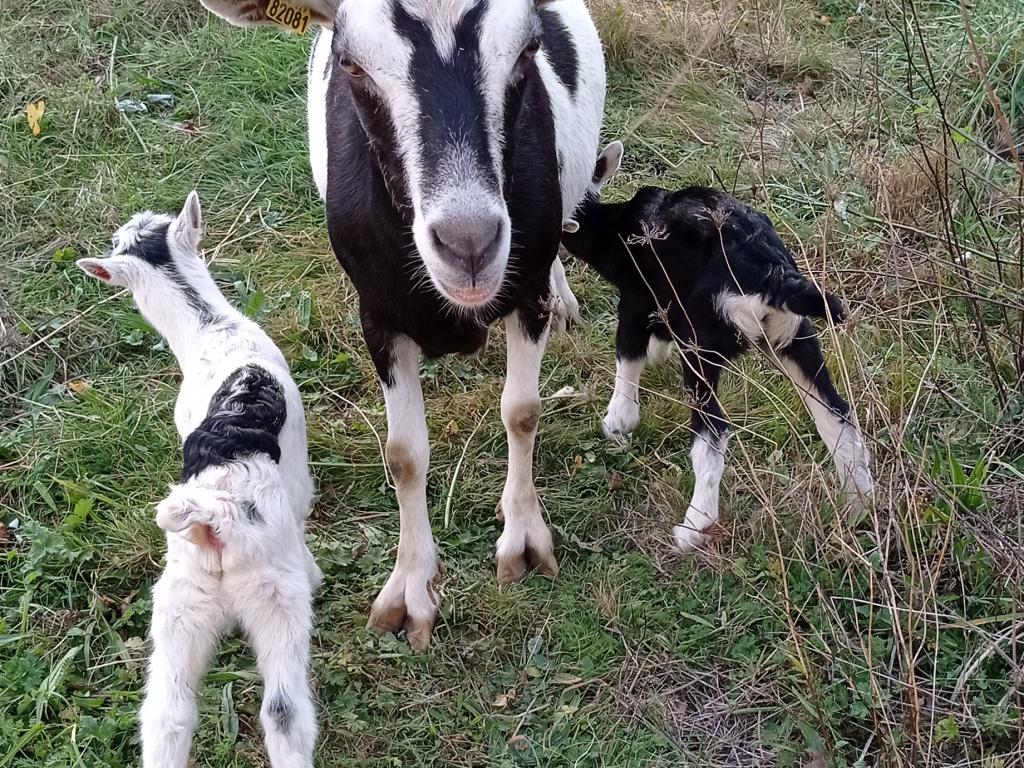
xmin=81 ymin=192 xmax=319 ymax=768
xmin=200 ymin=0 xmax=606 ymax=649
xmin=562 ymin=142 xmax=874 ymax=551
xmin=181 ymin=364 xmax=287 ymax=482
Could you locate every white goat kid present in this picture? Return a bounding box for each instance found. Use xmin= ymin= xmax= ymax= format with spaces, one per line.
xmin=77 ymin=192 xmax=320 ymax=768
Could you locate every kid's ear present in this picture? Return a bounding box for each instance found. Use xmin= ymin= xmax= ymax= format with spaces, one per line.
xmin=592 ymin=140 xmax=624 ymax=192
xmin=76 ymin=257 xmax=130 ymax=286
xmin=562 ymin=219 xmax=580 ymax=234
xmin=174 ymin=190 xmax=203 ymax=253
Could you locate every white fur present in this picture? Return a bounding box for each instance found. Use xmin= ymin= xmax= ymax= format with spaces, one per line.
xmin=539 ymin=0 xmax=607 ymax=219
xmin=548 ymin=257 xmax=580 ymax=332
xmin=495 ymin=311 xmax=557 ymax=583
xmin=779 ymin=357 xmax=874 ymax=500
xmin=714 ymin=291 xmax=802 ymax=351
xmin=673 ymin=432 xmax=729 ymax=552
xmin=602 ymin=356 xmax=646 ymax=445
xmin=78 ymin=194 xmax=318 ymax=768
xmin=647 ymin=336 xmax=674 ymax=367
xmin=307 ymin=27 xmax=332 ymax=200
xmin=368 ymin=335 xmax=439 ymax=651
xmin=304 ymin=0 xmax=604 ymax=306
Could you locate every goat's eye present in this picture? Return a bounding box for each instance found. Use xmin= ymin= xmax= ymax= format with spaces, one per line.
xmin=338 ymin=57 xmax=367 ymax=78
xmin=518 ymin=38 xmax=541 ymax=63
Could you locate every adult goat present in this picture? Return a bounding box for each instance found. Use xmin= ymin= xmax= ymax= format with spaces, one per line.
xmin=201 ymin=0 xmax=606 ymax=649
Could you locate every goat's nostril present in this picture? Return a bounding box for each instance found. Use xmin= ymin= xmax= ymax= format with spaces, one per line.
xmin=429 ymin=216 xmax=503 ymax=271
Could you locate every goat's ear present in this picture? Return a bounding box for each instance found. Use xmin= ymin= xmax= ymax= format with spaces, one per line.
xmin=174 ymin=190 xmax=203 ymax=253
xmin=592 ymin=140 xmax=625 ymax=192
xmin=562 ymin=219 xmax=580 ymax=234
xmin=76 ymin=257 xmax=130 ymax=286
xmin=201 ymin=0 xmax=337 ymax=32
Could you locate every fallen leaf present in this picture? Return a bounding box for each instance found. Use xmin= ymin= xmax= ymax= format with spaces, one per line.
xmin=569 ymin=454 xmax=583 ymax=478
xmin=608 ymin=470 xmax=623 ymax=491
xmin=442 ymin=419 xmax=459 ymax=438
xmin=492 ymin=689 xmax=516 ymax=709
xmin=26 ymin=99 xmax=46 ymax=136
xmin=818 ymin=14 xmax=832 ymax=25
xmin=508 ymin=735 xmax=529 ymax=752
xmin=551 ymin=673 xmax=583 ymax=685
xmin=67 ymin=379 xmax=90 ymax=395
xmin=795 ymin=77 xmax=815 ymax=98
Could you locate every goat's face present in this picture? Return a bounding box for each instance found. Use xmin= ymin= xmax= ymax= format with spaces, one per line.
xmin=337 ymin=0 xmax=545 ymax=308
xmin=77 ymin=192 xmax=204 ymax=290
xmin=202 ymin=0 xmax=545 ymax=308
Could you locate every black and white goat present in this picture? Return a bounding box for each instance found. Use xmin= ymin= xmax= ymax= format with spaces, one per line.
xmin=200 ymin=0 xmax=606 ymax=648
xmin=561 ymin=143 xmax=874 ymax=551
xmin=77 ymin=193 xmax=320 ymax=768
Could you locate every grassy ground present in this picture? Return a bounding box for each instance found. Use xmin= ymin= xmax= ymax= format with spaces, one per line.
xmin=2 ymin=0 xmax=1023 ymax=765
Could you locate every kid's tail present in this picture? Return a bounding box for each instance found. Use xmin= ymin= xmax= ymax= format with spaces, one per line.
xmin=778 ymin=274 xmax=846 ymax=323
xmin=156 ymin=485 xmax=248 ymax=551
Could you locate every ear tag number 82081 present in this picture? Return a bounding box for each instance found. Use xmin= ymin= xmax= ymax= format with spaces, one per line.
xmin=266 ymin=0 xmax=310 ymax=34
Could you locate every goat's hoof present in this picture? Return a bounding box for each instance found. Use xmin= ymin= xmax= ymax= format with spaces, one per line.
xmin=496 ymin=523 xmax=558 ymax=585
xmin=673 ymin=521 xmax=729 ymax=553
xmin=367 ymin=560 xmax=440 ymax=651
xmin=673 ymin=524 xmax=706 ymax=553
xmin=496 ymin=547 xmax=559 ymax=585
xmin=601 ymin=420 xmax=634 ymax=450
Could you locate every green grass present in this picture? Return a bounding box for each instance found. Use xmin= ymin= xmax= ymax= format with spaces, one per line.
xmin=2 ymin=0 xmax=1023 ymax=766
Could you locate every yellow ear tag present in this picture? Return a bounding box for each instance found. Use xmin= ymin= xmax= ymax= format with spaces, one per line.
xmin=26 ymin=99 xmax=46 ymax=136
xmin=266 ymin=0 xmax=310 ymax=34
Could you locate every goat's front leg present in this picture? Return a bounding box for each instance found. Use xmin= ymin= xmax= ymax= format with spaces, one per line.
xmin=495 ymin=309 xmax=558 ymax=585
xmin=140 ymin=566 xmax=228 ymax=768
xmin=366 ymin=334 xmax=439 ymax=650
xmin=602 ymin=309 xmax=652 ymax=445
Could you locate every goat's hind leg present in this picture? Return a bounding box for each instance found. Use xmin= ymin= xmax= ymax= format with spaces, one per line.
xmin=675 ymin=352 xmax=730 ymax=552
xmin=548 ymin=257 xmax=580 ymax=332
xmin=140 ymin=568 xmax=228 ymax=768
xmin=238 ymin=571 xmax=316 ymax=768
xmin=777 ymin=318 xmax=873 ymax=503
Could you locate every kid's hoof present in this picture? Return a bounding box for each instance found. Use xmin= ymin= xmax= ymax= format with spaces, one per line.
xmin=673 ymin=521 xmax=728 ymax=553
xmin=601 ymin=420 xmax=633 ymax=450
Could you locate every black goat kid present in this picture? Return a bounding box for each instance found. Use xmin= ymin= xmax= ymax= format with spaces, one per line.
xmin=561 ymin=142 xmax=874 ymax=551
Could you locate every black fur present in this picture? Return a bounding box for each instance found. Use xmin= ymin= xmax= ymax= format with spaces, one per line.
xmin=538 ymin=7 xmax=578 ymax=95
xmin=561 ymin=184 xmax=853 ymax=442
xmin=324 ymin=3 xmax=563 ymax=382
xmin=121 ymin=220 xmax=216 ymax=325
xmin=266 ymin=693 xmax=292 ymax=734
xmin=181 ymin=365 xmax=287 ymax=482
xmin=243 ymin=501 xmax=264 ymax=524
xmin=393 ymin=2 xmax=497 ymax=196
